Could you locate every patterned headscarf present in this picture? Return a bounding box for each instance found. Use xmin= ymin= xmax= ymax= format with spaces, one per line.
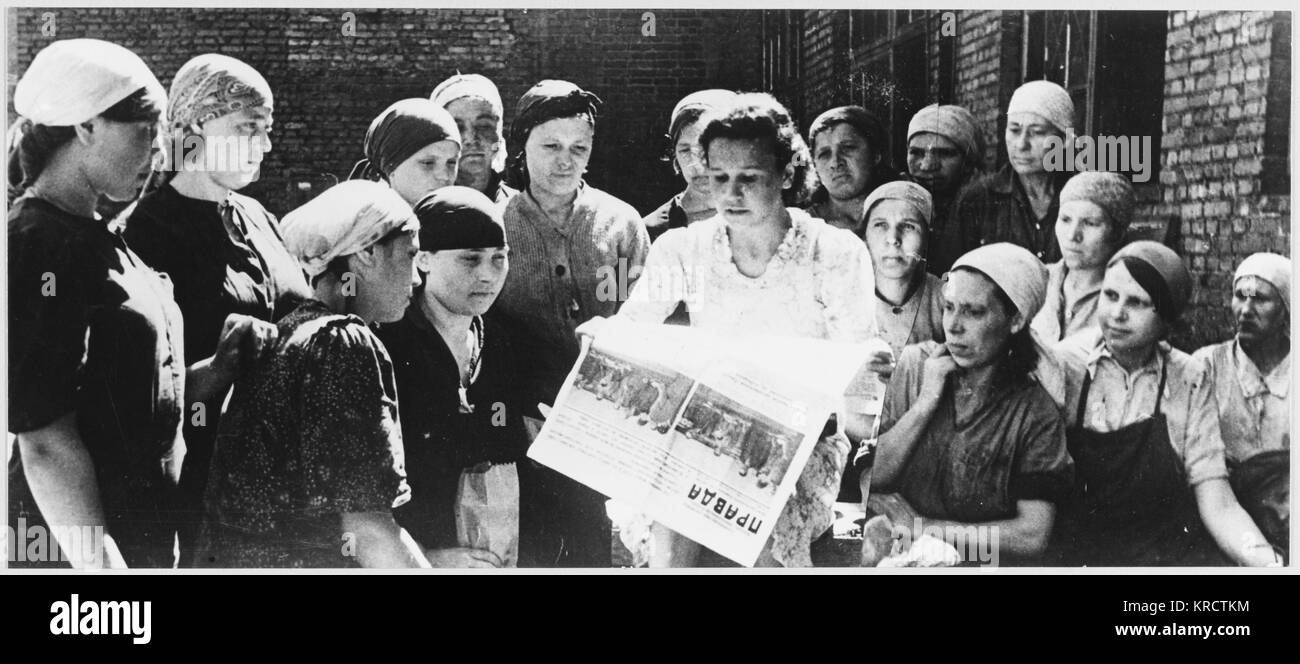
xmin=280 ymin=180 xmax=419 ymax=281
xmin=167 ymin=54 xmax=273 ymax=139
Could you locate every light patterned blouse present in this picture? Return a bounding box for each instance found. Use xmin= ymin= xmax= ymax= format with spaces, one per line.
xmin=617 ymin=208 xmax=879 ymax=567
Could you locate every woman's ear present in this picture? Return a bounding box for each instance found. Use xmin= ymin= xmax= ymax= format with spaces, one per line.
xmin=1008 ymin=311 xmax=1027 ymax=335
xmin=74 ymin=119 xmax=96 ymax=146
xmin=414 ymin=250 xmax=436 ymax=274
xmin=782 ymin=160 xmax=795 ymax=190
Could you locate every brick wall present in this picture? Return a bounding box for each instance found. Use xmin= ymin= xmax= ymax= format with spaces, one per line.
xmin=952 ymin=10 xmax=1007 ymax=171
xmin=797 ymin=10 xmax=842 ymax=127
xmin=1153 ymin=10 xmax=1291 ymax=347
xmin=791 ymin=9 xmax=1290 ymax=348
xmin=7 ymin=8 xmax=764 ymax=215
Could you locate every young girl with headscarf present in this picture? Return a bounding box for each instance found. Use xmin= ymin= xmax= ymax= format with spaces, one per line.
xmin=350 ymin=98 xmax=462 ymax=206
xmin=862 ymin=181 xmax=946 ymax=361
xmin=1050 ymin=242 xmax=1279 ymax=566
xmin=375 ymin=187 xmax=531 ymax=568
xmin=642 ymin=89 xmax=737 ymax=241
xmin=1030 ymin=171 xmax=1135 ymax=343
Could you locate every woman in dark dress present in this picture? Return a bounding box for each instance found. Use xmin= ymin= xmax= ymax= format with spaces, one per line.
xmin=376 ymin=186 xmax=530 ymax=568
xmin=125 ymin=54 xmax=312 ymax=565
xmin=8 ymin=40 xmax=271 ymax=568
xmin=200 ymin=180 xmax=428 ymax=568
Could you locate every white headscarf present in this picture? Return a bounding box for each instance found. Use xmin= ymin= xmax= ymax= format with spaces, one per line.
xmin=950 ymin=243 xmax=1049 ymax=321
xmin=280 ymin=180 xmax=419 ymax=280
xmin=14 ymin=39 xmax=165 ymax=126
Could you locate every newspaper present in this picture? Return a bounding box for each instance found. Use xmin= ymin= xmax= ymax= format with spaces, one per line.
xmin=527 ymin=318 xmax=881 ymax=566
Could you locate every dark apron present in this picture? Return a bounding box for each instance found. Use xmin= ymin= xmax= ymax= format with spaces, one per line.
xmin=1053 ymin=364 xmax=1223 ymax=566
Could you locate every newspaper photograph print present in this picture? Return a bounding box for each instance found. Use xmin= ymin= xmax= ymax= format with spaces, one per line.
xmin=527 ymin=318 xmax=876 ymax=566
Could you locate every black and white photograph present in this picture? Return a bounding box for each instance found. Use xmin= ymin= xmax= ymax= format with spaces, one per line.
xmin=676 ymin=385 xmax=801 ymax=493
xmin=569 ymin=346 xmax=694 ymax=435
xmin=1 ymin=2 xmax=1292 ymax=584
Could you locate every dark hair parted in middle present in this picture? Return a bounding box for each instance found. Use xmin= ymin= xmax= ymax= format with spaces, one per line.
xmin=697 ymin=92 xmax=817 ymax=207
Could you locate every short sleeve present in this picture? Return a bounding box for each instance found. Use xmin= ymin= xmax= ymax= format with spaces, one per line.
xmin=296 ymin=320 xmax=411 ymax=514
xmin=1181 ymin=356 xmax=1230 ymax=486
xmin=8 ymin=221 xmax=95 ymax=433
xmin=619 ymin=228 xmax=689 ymax=324
xmin=1007 ymin=390 xmax=1074 ymax=505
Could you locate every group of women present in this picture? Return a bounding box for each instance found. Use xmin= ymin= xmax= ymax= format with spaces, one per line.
xmin=6 ymin=37 xmax=1288 ymax=569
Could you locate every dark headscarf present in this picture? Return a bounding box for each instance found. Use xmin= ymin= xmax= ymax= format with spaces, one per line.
xmin=1108 ymin=241 xmax=1192 ymax=322
xmin=505 ymin=80 xmax=603 ymax=189
xmin=412 ymin=185 xmax=507 ymax=252
xmin=350 ymin=98 xmax=460 ymax=181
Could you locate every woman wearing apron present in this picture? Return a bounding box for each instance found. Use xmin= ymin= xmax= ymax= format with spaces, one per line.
xmin=1051 ymin=241 xmax=1279 ymax=566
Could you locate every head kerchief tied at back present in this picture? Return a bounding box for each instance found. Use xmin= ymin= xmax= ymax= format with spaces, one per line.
xmin=168 ymin=54 xmax=273 ymax=133
xmin=907 ymin=103 xmax=985 ymax=167
xmin=670 ymin=89 xmax=738 ymax=133
xmin=1007 ymin=80 xmax=1075 ymax=135
xmin=951 ymin=242 xmax=1050 ymax=321
xmin=862 ymin=180 xmax=935 ymax=230
xmin=280 ymin=179 xmax=419 ymax=280
xmin=1059 ymin=171 xmax=1137 ymax=239
xmin=14 ymin=38 xmax=165 ymax=126
xmin=1234 ymin=252 xmax=1292 ymax=314
xmin=506 ymin=80 xmax=603 ymax=187
xmin=431 ymin=73 xmax=505 ymax=119
xmin=412 ymin=185 xmax=507 ymax=252
xmin=350 ymin=98 xmax=461 ymax=181
xmin=1108 ymin=240 xmax=1192 ymax=322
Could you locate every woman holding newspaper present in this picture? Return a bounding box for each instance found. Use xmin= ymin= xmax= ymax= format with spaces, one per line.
xmin=612 ymin=92 xmax=892 ymax=568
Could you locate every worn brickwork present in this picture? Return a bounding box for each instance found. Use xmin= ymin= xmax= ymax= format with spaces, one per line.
xmin=1151 ymin=10 xmax=1291 ymax=347
xmin=792 ymin=9 xmax=1290 ymax=348
xmin=7 ymin=8 xmax=763 ymax=215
